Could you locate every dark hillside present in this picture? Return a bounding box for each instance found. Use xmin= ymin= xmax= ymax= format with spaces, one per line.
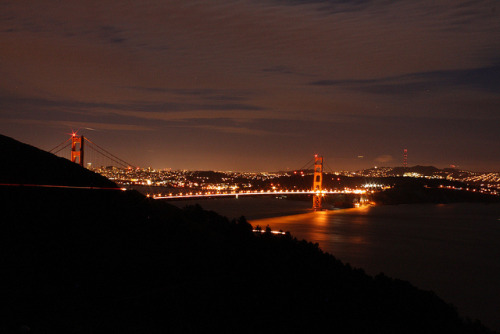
xmin=0 ymin=135 xmax=495 ymax=333
xmin=373 ymin=182 xmax=500 ymax=204
xmin=0 ymin=134 xmax=116 ymax=187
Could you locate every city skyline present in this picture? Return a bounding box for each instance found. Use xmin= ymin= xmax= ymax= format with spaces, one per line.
xmin=1 ymin=1 xmax=499 ymax=172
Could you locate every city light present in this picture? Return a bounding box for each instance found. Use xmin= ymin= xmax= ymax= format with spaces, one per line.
xmin=88 ymin=165 xmax=499 ymax=200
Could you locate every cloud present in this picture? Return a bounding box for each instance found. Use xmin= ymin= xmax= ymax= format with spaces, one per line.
xmin=0 ymin=95 xmax=121 ymax=113
xmin=1 ymin=90 xmax=340 ymax=129
xmin=374 ymin=155 xmax=393 ymax=163
xmin=1 ymin=93 xmax=266 ymax=113
xmin=262 ymin=0 xmax=373 ymax=13
xmin=109 ymin=109 xmax=301 ymax=122
xmin=2 ymin=118 xmax=153 ymax=132
xmin=310 ymin=64 xmax=500 ymax=95
xmin=99 ymin=25 xmax=127 ymax=44
xmin=172 ymin=124 xmax=273 ymax=136
xmin=261 ymin=66 xmax=314 ymax=77
xmin=124 ymin=86 xmax=253 ymax=102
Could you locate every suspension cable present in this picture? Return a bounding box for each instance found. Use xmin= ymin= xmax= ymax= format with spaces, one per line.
xmin=85 ymin=142 xmax=129 ymax=168
xmin=49 ymin=137 xmax=72 ymax=153
xmin=324 ymin=160 xmax=336 ymax=174
xmin=51 ymin=142 xmax=72 ymax=155
xmin=297 ymin=158 xmax=314 ymax=171
xmin=84 ymin=138 xmax=137 ymax=168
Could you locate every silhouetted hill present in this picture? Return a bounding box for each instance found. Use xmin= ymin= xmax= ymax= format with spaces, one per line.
xmin=392 ymin=165 xmax=441 ymax=175
xmin=0 ymin=134 xmax=116 ymax=187
xmin=0 ymin=135 xmax=496 ymax=333
xmin=372 ymin=179 xmax=500 ymax=205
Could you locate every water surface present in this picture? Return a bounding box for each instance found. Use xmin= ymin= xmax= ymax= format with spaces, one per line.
xmin=253 ymin=203 xmax=500 ymax=332
xmin=169 ymin=198 xmax=500 ymax=331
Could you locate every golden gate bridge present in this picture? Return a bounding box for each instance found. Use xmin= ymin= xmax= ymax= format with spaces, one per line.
xmin=49 ymin=133 xmax=137 ymax=170
xmin=50 ymin=134 xmax=368 ymax=210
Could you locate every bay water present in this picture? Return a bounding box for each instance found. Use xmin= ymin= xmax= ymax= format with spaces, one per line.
xmin=170 ymin=198 xmax=500 ymax=331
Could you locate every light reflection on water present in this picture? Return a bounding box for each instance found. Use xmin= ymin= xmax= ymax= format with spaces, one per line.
xmin=252 ymin=208 xmax=375 ymax=264
xmin=251 ymin=203 xmax=500 ymax=332
xmin=170 ymin=198 xmax=500 ymax=331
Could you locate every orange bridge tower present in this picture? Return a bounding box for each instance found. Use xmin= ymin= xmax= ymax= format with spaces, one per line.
xmin=71 ymin=135 xmax=84 ymax=166
xmin=313 ymin=154 xmax=323 ymax=210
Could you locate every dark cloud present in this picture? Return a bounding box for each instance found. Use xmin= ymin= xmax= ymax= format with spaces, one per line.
xmin=125 ymin=87 xmax=252 ymax=102
xmin=449 ymin=0 xmax=498 ymax=22
xmin=4 ymin=118 xmax=153 ymax=132
xmin=262 ymin=66 xmax=295 ymax=74
xmin=0 ymin=90 xmax=264 ymax=112
xmin=99 ymin=25 xmax=127 ymax=44
xmin=310 ymin=64 xmax=500 ymax=94
xmin=262 ymin=66 xmax=314 ymax=77
xmin=0 ymin=94 xmax=124 ymax=114
xmin=0 ymin=95 xmax=117 ymax=116
xmin=261 ymin=0 xmax=374 ymax=13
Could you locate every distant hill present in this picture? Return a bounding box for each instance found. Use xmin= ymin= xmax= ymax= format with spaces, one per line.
xmin=0 ymin=134 xmax=116 ymax=187
xmin=0 ymin=134 xmax=496 ymax=333
xmin=393 ymin=165 xmax=441 ymax=175
xmin=360 ymin=165 xmax=442 ymax=176
xmin=372 ymin=181 xmax=500 ymax=205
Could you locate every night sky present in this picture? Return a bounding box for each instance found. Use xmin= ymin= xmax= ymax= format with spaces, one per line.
xmin=1 ymin=0 xmax=499 ymax=172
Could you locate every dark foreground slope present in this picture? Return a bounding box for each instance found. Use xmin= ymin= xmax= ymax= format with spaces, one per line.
xmin=0 ymin=135 xmax=495 ymax=333
xmin=0 ymin=134 xmax=116 ymax=187
xmin=2 ymin=187 xmax=494 ymax=334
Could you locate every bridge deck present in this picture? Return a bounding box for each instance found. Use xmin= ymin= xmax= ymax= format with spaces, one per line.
xmin=152 ymin=189 xmax=367 ymax=199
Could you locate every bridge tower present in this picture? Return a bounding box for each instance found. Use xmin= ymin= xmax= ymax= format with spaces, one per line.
xmin=312 ymin=154 xmax=323 ymax=210
xmin=71 ymin=135 xmax=84 ymax=166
